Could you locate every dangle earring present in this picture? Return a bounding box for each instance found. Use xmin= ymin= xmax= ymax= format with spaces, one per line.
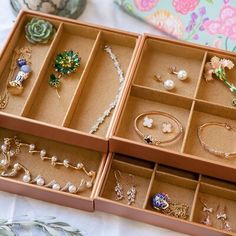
xmin=169 ymin=66 xmax=188 ymax=81
xmin=216 ymin=205 xmax=232 ymax=231
xmin=200 ymin=199 xmax=213 ymax=226
xmin=153 ymin=74 xmax=175 ymax=91
xmin=127 ymin=174 xmax=137 ymax=205
xmin=114 ymin=170 xmax=124 ymax=201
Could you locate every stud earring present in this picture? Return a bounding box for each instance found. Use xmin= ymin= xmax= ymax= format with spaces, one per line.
xmin=200 ymin=199 xmax=213 ymax=226
xmin=216 ymin=205 xmax=232 ymax=231
xmin=153 ymin=74 xmax=175 ymax=91
xmin=127 ymin=174 xmax=137 ymax=205
xmin=169 ymin=66 xmax=188 ymax=81
xmin=162 ymin=121 xmax=173 ymax=133
xmin=143 ymin=116 xmax=153 ymax=128
xmin=114 ymin=170 xmax=124 ymax=201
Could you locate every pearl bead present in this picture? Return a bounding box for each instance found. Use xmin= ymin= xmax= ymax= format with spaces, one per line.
xmin=63 ymin=159 xmax=69 ymax=167
xmin=29 ymin=144 xmax=35 ymax=151
xmin=77 ymin=163 xmax=83 ymax=169
xmin=14 ymin=163 xmax=20 ymax=170
xmin=68 ymin=184 xmax=77 ymax=193
xmin=51 ymin=156 xmax=57 ymax=162
xmin=36 ymin=176 xmax=45 ymax=186
xmin=0 ymin=159 xmax=7 ymax=165
xmin=164 ymin=80 xmax=175 ymax=91
xmin=40 ymin=149 xmax=46 ymax=157
xmin=1 ymin=144 xmax=7 ymax=152
xmin=86 ymin=181 xmax=92 ymax=188
xmin=177 ymin=70 xmax=188 ymax=80
xmin=23 ymin=174 xmax=31 ymax=183
xmin=52 ymin=183 xmax=60 ymax=191
xmin=20 ymin=65 xmax=31 ymax=73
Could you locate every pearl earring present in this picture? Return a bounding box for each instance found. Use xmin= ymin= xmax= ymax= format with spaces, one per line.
xmin=153 ymin=74 xmax=175 ymax=91
xmin=169 ymin=66 xmax=188 ymax=81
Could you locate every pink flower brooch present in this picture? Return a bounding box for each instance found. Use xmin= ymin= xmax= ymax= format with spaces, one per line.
xmin=204 ymin=56 xmax=236 ymax=106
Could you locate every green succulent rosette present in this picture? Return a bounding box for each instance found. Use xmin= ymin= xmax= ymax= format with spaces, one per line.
xmin=54 ymin=50 xmax=81 ymax=75
xmin=25 ymin=18 xmax=55 ymax=44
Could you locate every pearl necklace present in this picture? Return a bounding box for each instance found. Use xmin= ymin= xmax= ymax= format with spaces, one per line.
xmin=0 ymin=137 xmax=96 ymax=194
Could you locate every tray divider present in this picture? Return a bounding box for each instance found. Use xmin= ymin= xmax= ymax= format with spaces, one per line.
xmin=189 ymin=176 xmax=201 ymax=222
xmin=142 ymin=163 xmax=157 ymax=209
xmin=61 ymin=30 xmax=102 ymax=127
xmin=180 ymin=100 xmax=196 ymax=153
xmin=20 ymin=22 xmax=64 ymax=117
xmin=193 ymin=51 xmax=208 ymax=99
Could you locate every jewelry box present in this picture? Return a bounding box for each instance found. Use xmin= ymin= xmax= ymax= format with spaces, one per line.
xmin=110 ymin=34 xmax=236 ymax=183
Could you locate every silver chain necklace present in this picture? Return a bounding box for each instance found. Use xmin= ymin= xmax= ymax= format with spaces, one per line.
xmin=89 ymin=45 xmax=125 ymax=134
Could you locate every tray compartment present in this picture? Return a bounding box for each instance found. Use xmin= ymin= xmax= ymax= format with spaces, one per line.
xmin=115 ymin=85 xmax=193 ymax=152
xmin=133 ymin=38 xmax=206 ymax=98
xmin=22 ymin=23 xmax=100 ymax=126
xmin=65 ymin=31 xmax=138 ymax=137
xmin=0 ymin=15 xmax=61 ymax=115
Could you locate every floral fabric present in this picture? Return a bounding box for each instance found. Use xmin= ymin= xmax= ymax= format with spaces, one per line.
xmin=115 ymin=0 xmax=236 ymax=51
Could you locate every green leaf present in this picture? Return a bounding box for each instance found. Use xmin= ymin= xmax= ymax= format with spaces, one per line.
xmin=0 ymin=226 xmax=16 ymax=236
xmin=49 ymin=223 xmax=80 ymax=232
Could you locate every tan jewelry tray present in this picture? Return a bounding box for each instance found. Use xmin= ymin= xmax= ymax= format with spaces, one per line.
xmin=0 ymin=10 xmax=236 ymax=236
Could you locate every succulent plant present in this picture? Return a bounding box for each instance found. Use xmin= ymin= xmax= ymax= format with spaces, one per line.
xmin=25 ymin=17 xmax=55 ymax=44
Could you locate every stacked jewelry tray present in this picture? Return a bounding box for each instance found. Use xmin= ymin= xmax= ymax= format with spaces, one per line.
xmin=0 ymin=10 xmax=140 ymax=212
xmin=1 ymin=9 xmax=236 ymax=236
xmin=0 ymin=10 xmax=141 ymax=153
xmin=0 ymin=125 xmax=106 ymax=211
xmin=95 ymin=153 xmax=236 ymax=236
xmin=110 ymin=34 xmax=236 ymax=183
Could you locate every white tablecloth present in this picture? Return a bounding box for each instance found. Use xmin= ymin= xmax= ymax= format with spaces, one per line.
xmin=0 ymin=1 xmax=186 ymax=235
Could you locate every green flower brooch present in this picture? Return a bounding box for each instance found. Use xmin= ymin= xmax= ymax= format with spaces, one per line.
xmin=25 ymin=18 xmax=55 ymax=44
xmin=49 ymin=50 xmax=81 ymax=97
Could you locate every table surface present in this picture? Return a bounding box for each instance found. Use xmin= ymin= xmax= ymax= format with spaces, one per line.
xmin=0 ymin=1 xmax=186 ymax=235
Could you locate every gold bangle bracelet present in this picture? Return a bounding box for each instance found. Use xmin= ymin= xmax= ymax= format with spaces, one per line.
xmin=134 ymin=111 xmax=183 ymax=146
xmin=197 ymin=122 xmax=236 ymax=158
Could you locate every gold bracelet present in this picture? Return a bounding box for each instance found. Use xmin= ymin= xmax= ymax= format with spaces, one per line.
xmin=0 ymin=136 xmax=96 ymax=194
xmin=134 ymin=111 xmax=183 ymax=145
xmin=197 ymin=122 xmax=236 ymax=158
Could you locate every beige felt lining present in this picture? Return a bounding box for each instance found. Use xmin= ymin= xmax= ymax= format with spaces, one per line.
xmin=0 ymin=16 xmax=61 ymax=115
xmin=0 ymin=127 xmax=102 ymax=197
xmin=116 ymin=85 xmax=192 ymax=152
xmin=193 ymin=183 xmax=236 ymax=232
xmin=100 ymin=159 xmax=153 ymax=209
xmin=23 ymin=23 xmax=99 ymax=125
xmin=183 ymin=101 xmax=236 ymax=166
xmin=133 ymin=38 xmax=205 ymax=98
xmin=145 ymin=171 xmax=198 ymax=221
xmin=196 ymin=52 xmax=236 ymax=108
xmin=66 ymin=31 xmax=137 ymax=137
